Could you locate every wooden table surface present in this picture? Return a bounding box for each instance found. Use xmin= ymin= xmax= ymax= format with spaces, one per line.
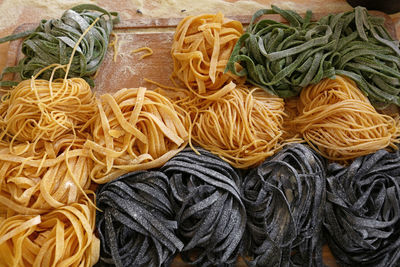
xmin=0 ymin=1 xmax=399 ymax=266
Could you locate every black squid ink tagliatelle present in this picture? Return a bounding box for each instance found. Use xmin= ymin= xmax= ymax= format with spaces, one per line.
xmin=242 ymin=143 xmax=326 ymax=267
xmin=161 ymin=147 xmax=246 ymax=266
xmin=324 ymin=149 xmax=400 ymax=267
xmin=95 ymin=171 xmax=184 ymax=267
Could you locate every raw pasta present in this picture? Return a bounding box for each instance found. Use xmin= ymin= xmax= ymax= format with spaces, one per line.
xmin=85 ymin=87 xmax=189 ymax=183
xmin=0 ymin=78 xmax=97 ymax=145
xmin=0 ymin=196 xmax=99 ymax=267
xmin=171 ymin=12 xmax=244 ymax=94
xmin=290 ymin=75 xmax=400 ymax=161
xmin=176 ymin=82 xmax=286 ymax=168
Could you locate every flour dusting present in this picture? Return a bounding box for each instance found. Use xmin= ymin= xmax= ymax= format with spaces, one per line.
xmin=0 ymin=0 xmax=96 ymax=31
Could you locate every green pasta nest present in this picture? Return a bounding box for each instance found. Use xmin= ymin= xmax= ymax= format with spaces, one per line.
xmin=0 ymin=4 xmax=119 ymax=87
xmin=226 ymin=6 xmax=400 ymax=107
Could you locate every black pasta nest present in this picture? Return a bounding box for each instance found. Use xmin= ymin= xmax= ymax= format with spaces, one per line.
xmin=95 ymin=171 xmax=183 ymax=267
xmin=324 ymin=149 xmax=400 ymax=267
xmin=242 ymin=143 xmax=326 ymax=266
xmin=161 ymin=147 xmax=247 ymax=266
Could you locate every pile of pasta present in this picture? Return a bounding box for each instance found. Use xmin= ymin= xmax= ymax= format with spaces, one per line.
xmin=173 ymin=83 xmax=286 ymax=168
xmin=0 ymin=79 xmax=188 ymax=265
xmin=170 ymin=13 xmax=287 ymax=168
xmin=87 ymin=87 xmax=188 ymax=184
xmin=0 ymin=4 xmax=119 ymax=87
xmin=171 ymin=12 xmax=245 ymax=94
xmin=227 ymin=5 xmax=400 ymax=106
xmin=0 ymin=198 xmax=99 ymax=267
xmin=289 ymin=76 xmax=400 ymax=161
xmin=0 ymin=77 xmax=99 ymax=266
xmin=1 ymin=3 xmax=400 ymax=267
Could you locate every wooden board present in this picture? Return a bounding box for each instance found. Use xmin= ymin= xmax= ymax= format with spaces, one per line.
xmin=3 ymin=11 xmax=396 ymax=267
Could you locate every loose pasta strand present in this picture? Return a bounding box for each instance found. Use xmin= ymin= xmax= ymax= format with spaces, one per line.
xmin=109 ymin=32 xmax=119 ymax=63
xmin=131 ymin=47 xmax=153 ymax=59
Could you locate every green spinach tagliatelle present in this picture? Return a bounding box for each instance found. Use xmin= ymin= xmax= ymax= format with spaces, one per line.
xmin=226 ymin=6 xmax=400 ymax=106
xmin=0 ymin=4 xmax=119 ymax=87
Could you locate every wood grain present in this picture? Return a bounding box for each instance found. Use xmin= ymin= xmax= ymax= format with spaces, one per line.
xmin=2 ymin=11 xmax=397 ymax=267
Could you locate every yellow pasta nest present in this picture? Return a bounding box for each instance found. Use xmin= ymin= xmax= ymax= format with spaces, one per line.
xmin=0 ymin=197 xmax=99 ymax=267
xmin=0 ymin=77 xmax=97 ymax=215
xmin=0 ymin=134 xmax=93 ymax=216
xmin=171 ymin=12 xmax=244 ymax=94
xmin=0 ymin=78 xmax=97 ymax=144
xmin=290 ymin=75 xmax=400 ymax=161
xmin=85 ymin=87 xmax=189 ymax=183
xmin=177 ymin=82 xmax=286 ymax=168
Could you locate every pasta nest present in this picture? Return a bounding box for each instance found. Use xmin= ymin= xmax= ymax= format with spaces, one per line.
xmin=171 ymin=12 xmax=244 ymax=94
xmin=291 ymin=75 xmax=400 ymax=161
xmin=0 ymin=78 xmax=97 ymax=143
xmin=85 ymin=87 xmax=189 ymax=183
xmin=96 ymin=171 xmax=183 ymax=266
xmin=0 ymin=134 xmax=93 ymax=215
xmin=324 ymin=149 xmax=400 ymax=266
xmin=178 ymin=82 xmax=286 ymax=168
xmin=0 ymin=197 xmax=99 ymax=267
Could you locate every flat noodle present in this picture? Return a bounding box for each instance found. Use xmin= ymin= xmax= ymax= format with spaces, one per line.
xmin=290 ymin=75 xmax=400 ymax=161
xmin=171 ymin=12 xmax=244 ymax=94
xmin=0 ymin=196 xmax=99 ymax=267
xmin=86 ymin=87 xmax=189 ymax=184
xmin=109 ymin=32 xmax=119 ymax=63
xmin=131 ymin=47 xmax=154 ymax=59
xmin=174 ymin=82 xmax=285 ymax=169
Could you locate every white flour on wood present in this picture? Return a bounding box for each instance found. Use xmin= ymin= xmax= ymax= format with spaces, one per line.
xmin=0 ymin=0 xmax=95 ymax=31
